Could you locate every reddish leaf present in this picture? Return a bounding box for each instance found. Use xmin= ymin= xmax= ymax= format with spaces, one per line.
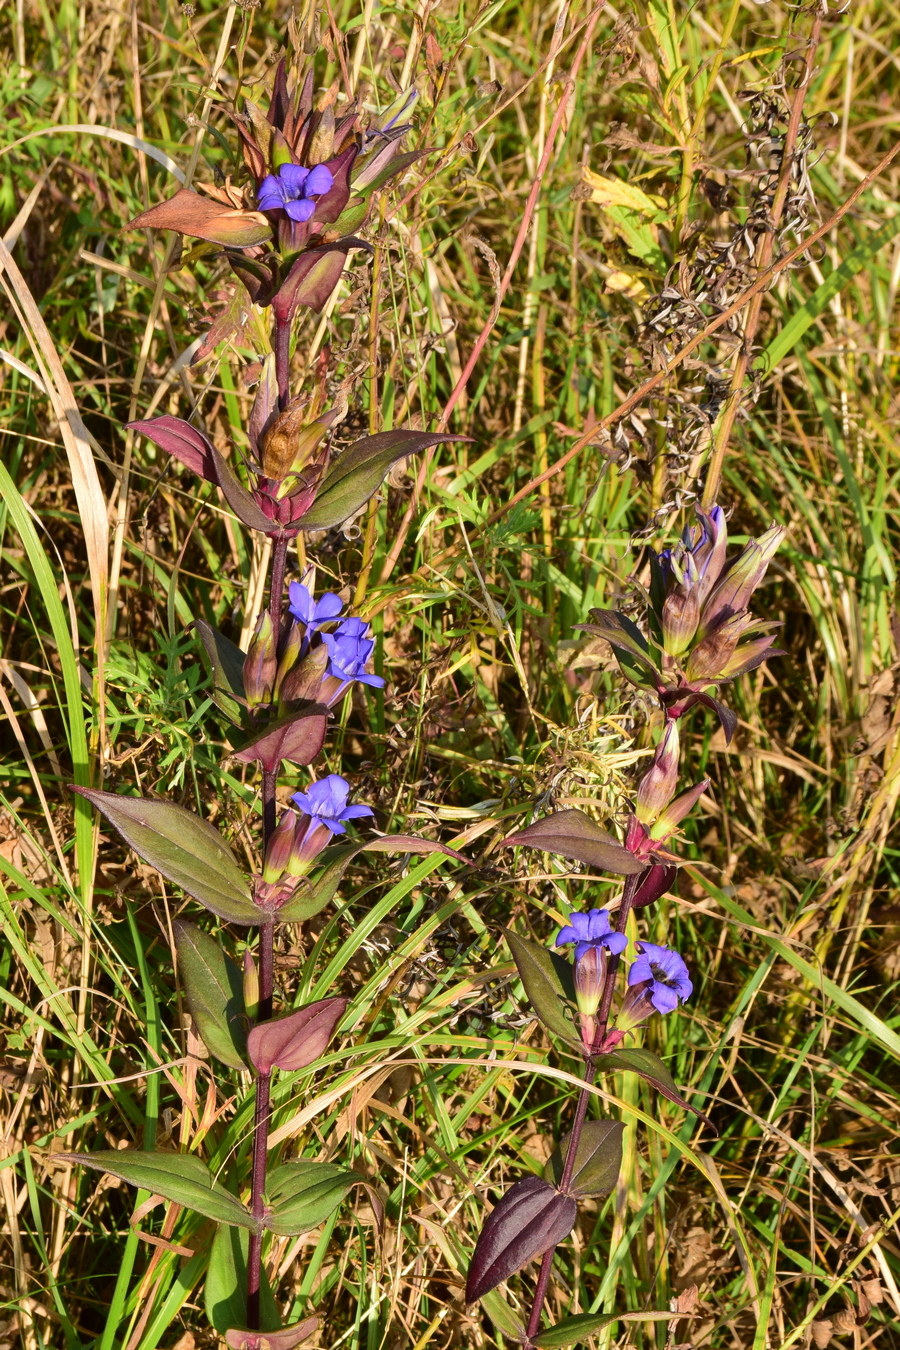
xmin=128 ymin=415 xmax=217 ymax=480
xmin=466 ymin=1176 xmax=577 ymax=1304
xmin=125 ymin=188 xmax=272 ymax=246
xmin=631 ymin=862 xmax=677 ymax=909
xmin=233 ymin=708 xmax=328 ymax=773
xmin=272 ymin=238 xmax=371 ymax=322
xmin=504 ymin=809 xmax=644 ymax=875
xmin=247 ymin=997 xmax=347 ymax=1074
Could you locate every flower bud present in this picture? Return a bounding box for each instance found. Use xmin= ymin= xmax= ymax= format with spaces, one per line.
xmin=700 ymin=525 xmax=784 ymax=635
xmin=275 ymin=621 xmax=305 ymax=691
xmin=649 ymin=778 xmax=709 ymax=840
xmin=243 ymin=611 xmax=278 ymax=707
xmin=660 ymin=585 xmax=701 ymax=657
xmin=263 ymin=808 xmax=301 ymax=883
xmin=278 ymin=642 xmax=329 ymax=705
xmin=243 ymin=949 xmax=259 ymax=1022
xmin=635 ymin=720 xmax=680 ymax=826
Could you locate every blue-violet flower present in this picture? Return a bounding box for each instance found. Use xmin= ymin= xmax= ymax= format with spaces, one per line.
xmin=555 ymin=908 xmax=628 ymax=961
xmin=288 ymin=581 xmax=345 ymax=636
xmin=626 ymin=941 xmax=692 ymax=1014
xmin=322 ymin=617 xmax=386 ymax=690
xmin=257 ymin=162 xmax=335 ymax=222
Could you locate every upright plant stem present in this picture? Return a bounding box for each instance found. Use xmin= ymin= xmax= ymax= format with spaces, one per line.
xmin=523 ymin=871 xmax=642 ymax=1343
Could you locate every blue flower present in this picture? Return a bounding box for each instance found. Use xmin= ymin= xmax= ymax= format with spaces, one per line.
xmin=256 ymin=162 xmax=335 ymax=223
xmin=322 ymin=617 xmax=385 ymax=690
xmin=554 ymin=908 xmax=628 ymax=961
xmin=287 ymin=581 xmax=344 ymax=634
xmin=627 ymin=941 xmax=692 ymax=1014
xmin=290 ymin=774 xmax=374 ymax=836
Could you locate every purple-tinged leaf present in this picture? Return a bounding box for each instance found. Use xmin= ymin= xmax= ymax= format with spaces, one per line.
xmin=631 ymin=862 xmax=677 ymax=909
xmin=272 ymin=237 xmax=371 ymax=322
xmin=227 ymin=252 xmax=280 ymax=307
xmin=276 ymin=835 xmax=467 ymax=922
xmin=313 ymin=143 xmax=358 ymax=225
xmin=466 ymin=1175 xmax=577 ymax=1304
xmin=533 ymin=1310 xmax=679 ymax=1346
xmin=504 ymin=809 xmax=645 ymax=875
xmin=479 ymin=1290 xmax=528 ymax=1343
xmin=73 ymin=789 xmax=263 ymax=924
xmin=59 ymin=1150 xmax=257 ymax=1230
xmin=175 ymin=921 xmax=247 ymax=1069
xmin=232 ymin=707 xmax=328 ymax=773
xmin=247 ymin=996 xmax=347 ymax=1074
xmin=544 ymin=1120 xmax=623 ymax=1199
xmin=263 ymin=1160 xmax=375 ymax=1237
xmin=194 ymin=619 xmax=247 ymax=726
xmin=294 ymin=429 xmax=461 ymax=532
xmin=502 ymin=929 xmax=580 ymax=1047
xmin=663 ymin=690 xmax=737 ymax=743
xmin=208 ymin=444 xmax=276 ymax=534
xmin=596 ymin=1047 xmax=714 ymax=1129
xmin=125 ymin=188 xmax=272 ymax=246
xmin=128 ymin=415 xmax=217 ymax=480
xmin=225 ymin=1318 xmax=319 ymax=1350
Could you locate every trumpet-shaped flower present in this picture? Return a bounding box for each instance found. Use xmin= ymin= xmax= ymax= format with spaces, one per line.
xmin=257 ymin=162 xmax=335 ymax=222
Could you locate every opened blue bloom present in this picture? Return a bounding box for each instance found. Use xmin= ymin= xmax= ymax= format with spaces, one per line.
xmin=287 ymin=581 xmax=344 ymax=634
xmin=322 ymin=617 xmax=386 ymax=690
xmin=290 ymin=774 xmax=374 ymax=836
xmin=627 ymin=941 xmax=692 ymax=1014
xmin=257 ymin=162 xmax=335 ymax=222
xmin=555 ymin=908 xmax=628 ymax=961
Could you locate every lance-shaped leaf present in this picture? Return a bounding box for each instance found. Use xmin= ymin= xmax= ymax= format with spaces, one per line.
xmin=232 ymin=707 xmax=329 ymax=773
xmin=466 ymin=1176 xmax=577 ymax=1304
xmin=576 ymin=610 xmax=663 ymax=687
xmin=60 ymin=1150 xmax=257 ymax=1230
xmin=247 ymin=996 xmax=347 ymax=1074
xmin=277 ymin=834 xmax=467 ymax=922
xmin=206 ymin=1224 xmax=279 ymax=1335
xmin=263 ymin=1160 xmax=375 ymax=1236
xmin=225 ymin=1318 xmax=319 ymax=1350
xmin=503 ymin=809 xmax=644 ymax=876
xmin=272 ymin=237 xmax=371 ymax=322
xmin=533 ymin=1310 xmax=678 ymax=1346
xmin=73 ymin=789 xmax=262 ymax=924
xmin=480 ymin=1290 xmax=528 ymax=1344
xmin=596 ymin=1047 xmax=714 ymax=1128
xmin=544 ymin=1120 xmax=624 ymax=1199
xmin=208 ymin=443 xmax=276 ymax=534
xmin=175 ymin=921 xmax=247 ymax=1069
xmin=195 ymin=619 xmax=248 ymax=726
xmin=292 ymin=430 xmax=461 ymax=532
xmin=502 ymin=929 xmax=580 ymax=1047
xmin=125 ymin=188 xmax=272 ymax=246
xmin=128 ymin=414 xmax=217 ymax=479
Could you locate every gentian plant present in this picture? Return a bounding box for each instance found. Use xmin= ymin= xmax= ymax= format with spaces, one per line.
xmin=61 ymin=43 xmax=459 ymax=1350
xmin=463 ymin=508 xmax=783 ymax=1344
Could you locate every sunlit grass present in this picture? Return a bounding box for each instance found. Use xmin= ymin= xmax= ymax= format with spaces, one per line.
xmin=1 ymin=0 xmax=899 ymax=1347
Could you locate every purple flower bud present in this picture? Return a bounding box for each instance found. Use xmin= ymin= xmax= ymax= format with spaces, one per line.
xmin=635 ymin=720 xmax=680 ymax=826
xmin=649 ymin=778 xmax=710 ymax=841
xmin=243 ymin=610 xmax=278 ymax=707
xmin=684 ymin=611 xmax=753 ymax=682
xmin=263 ymin=808 xmax=302 ymax=883
xmin=700 ymin=525 xmax=784 ymax=636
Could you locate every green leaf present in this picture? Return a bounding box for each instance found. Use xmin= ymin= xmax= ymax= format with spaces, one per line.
xmin=533 ymin=1309 xmax=678 ymax=1346
xmin=205 ymin=1224 xmax=280 ymax=1334
xmin=294 ymin=430 xmax=460 ymax=531
xmin=174 ymin=921 xmax=247 ymax=1069
xmin=62 ymin=1150 xmax=257 ymax=1230
xmin=73 ymin=789 xmax=263 ymax=925
xmin=503 ymin=929 xmax=580 ymax=1046
xmin=597 ymin=1047 xmax=713 ymax=1127
xmin=194 ymin=620 xmax=247 ymax=725
xmin=544 ymin=1120 xmax=624 ymax=1198
xmin=263 ymin=1160 xmax=371 ymax=1236
xmin=480 ymin=1289 xmax=527 ymax=1342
